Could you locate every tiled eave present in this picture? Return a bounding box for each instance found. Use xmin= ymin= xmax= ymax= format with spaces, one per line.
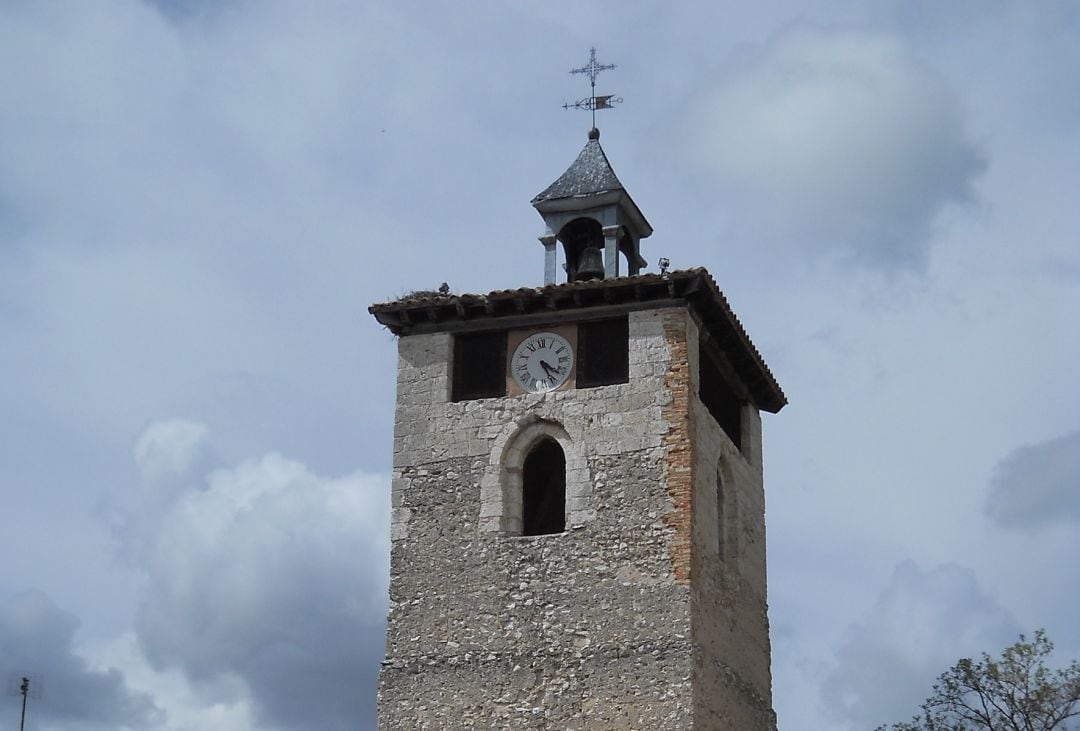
xmin=369 ymin=268 xmax=787 ymax=413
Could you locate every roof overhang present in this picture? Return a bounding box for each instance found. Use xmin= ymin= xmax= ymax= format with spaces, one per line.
xmin=369 ymin=268 xmax=786 ymax=413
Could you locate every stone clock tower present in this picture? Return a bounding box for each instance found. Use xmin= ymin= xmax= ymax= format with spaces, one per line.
xmin=370 ymin=129 xmax=786 ymax=729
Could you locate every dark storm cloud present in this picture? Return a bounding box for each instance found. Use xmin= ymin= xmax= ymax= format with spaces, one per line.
xmin=985 ymin=430 xmax=1080 ymax=530
xmin=0 ymin=591 xmax=162 ymax=730
xmin=682 ymin=24 xmax=986 ymax=272
xmin=128 ymin=426 xmax=389 ymax=731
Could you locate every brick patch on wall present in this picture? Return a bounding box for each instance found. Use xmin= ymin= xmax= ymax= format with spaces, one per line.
xmin=661 ymin=309 xmax=693 ymax=584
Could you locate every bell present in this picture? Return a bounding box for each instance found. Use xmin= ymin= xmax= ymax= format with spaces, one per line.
xmin=575 ymin=246 xmax=604 ymax=281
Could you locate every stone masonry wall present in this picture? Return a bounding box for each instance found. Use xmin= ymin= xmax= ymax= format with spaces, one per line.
xmin=685 ymin=316 xmax=777 ymax=730
xmin=379 ymin=308 xmax=698 ymax=729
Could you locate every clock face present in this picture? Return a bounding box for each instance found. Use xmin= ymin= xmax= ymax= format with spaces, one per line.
xmin=510 ymin=331 xmax=574 ymax=393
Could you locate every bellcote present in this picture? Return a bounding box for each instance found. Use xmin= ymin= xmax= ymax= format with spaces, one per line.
xmin=532 ymin=128 xmax=652 ymax=284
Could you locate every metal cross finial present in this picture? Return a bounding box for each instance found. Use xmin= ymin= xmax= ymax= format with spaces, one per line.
xmin=571 ymin=47 xmax=614 ymax=87
xmin=564 ymin=47 xmax=622 ymax=128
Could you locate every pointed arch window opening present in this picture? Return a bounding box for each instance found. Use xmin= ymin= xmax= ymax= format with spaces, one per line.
xmin=716 ymin=458 xmax=739 ymax=565
xmin=717 ymin=463 xmax=727 ymax=561
xmin=480 ymin=418 xmax=593 ymax=536
xmin=521 ymin=438 xmax=567 ymax=536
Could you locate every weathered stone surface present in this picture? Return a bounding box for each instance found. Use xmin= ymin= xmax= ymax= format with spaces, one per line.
xmin=378 ymin=307 xmax=776 ymax=729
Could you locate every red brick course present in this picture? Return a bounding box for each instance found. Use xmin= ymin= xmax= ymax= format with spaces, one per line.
xmin=661 ymin=310 xmax=693 ymax=584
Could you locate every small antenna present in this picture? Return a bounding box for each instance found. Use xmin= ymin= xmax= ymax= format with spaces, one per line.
xmin=6 ymin=673 xmax=41 ymax=729
xmin=8 ymin=675 xmax=42 ymax=731
xmin=19 ymin=677 xmax=30 ymax=731
xmin=563 ymin=47 xmax=622 ymax=128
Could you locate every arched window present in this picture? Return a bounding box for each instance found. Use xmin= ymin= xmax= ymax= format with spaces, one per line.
xmin=717 ymin=464 xmax=727 ymax=560
xmin=717 ymin=458 xmax=738 ymax=563
xmin=478 ymin=417 xmax=591 ymax=536
xmin=522 ymin=438 xmax=566 ymax=536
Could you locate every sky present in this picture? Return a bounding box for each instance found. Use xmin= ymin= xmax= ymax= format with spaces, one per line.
xmin=1 ymin=1 xmax=1077 ymax=729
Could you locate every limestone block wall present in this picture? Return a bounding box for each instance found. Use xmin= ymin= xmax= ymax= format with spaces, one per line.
xmin=685 ymin=316 xmax=777 ymax=730
xmin=379 ymin=308 xmax=699 ymax=729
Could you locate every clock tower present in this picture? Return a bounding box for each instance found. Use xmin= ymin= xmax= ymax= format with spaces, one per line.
xmin=370 ymin=128 xmax=786 ymax=729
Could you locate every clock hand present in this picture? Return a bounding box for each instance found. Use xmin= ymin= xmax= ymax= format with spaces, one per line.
xmin=539 ymin=360 xmax=556 ymax=375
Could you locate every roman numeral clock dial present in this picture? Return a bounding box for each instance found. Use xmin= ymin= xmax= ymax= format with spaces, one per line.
xmin=510 ymin=331 xmax=574 ymax=393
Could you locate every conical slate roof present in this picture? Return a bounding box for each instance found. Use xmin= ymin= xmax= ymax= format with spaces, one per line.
xmin=532 ymin=129 xmax=624 ymax=203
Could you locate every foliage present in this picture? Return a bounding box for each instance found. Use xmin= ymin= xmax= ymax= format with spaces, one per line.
xmin=876 ymin=630 xmax=1080 ymax=730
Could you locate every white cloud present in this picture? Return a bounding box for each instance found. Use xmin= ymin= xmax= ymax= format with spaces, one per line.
xmin=985 ymin=430 xmax=1080 ymax=530
xmin=683 ymin=24 xmax=985 ymax=271
xmin=134 ymin=419 xmax=211 ymax=482
xmin=134 ymin=451 xmax=389 ymax=731
xmin=83 ymin=632 xmax=261 ymax=731
xmin=113 ymin=419 xmax=217 ymax=566
xmin=0 ymin=590 xmax=162 ymax=730
xmin=821 ymin=561 xmax=1018 ymax=730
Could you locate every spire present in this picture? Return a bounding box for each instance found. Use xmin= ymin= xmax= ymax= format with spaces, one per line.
xmin=531 ymin=128 xmax=624 ymax=204
xmin=532 ymin=130 xmax=651 ymax=285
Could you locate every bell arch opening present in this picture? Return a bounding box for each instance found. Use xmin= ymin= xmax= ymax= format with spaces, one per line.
xmin=553 ymin=218 xmax=639 ymax=282
xmin=558 ymin=217 xmax=603 ymax=282
xmin=522 ymin=438 xmax=566 ymax=536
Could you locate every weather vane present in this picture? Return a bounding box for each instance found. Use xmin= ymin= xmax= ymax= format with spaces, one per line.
xmin=563 ymin=47 xmax=622 ymax=128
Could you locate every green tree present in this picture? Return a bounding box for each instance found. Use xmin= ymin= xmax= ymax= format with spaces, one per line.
xmin=877 ymin=630 xmax=1080 ymax=730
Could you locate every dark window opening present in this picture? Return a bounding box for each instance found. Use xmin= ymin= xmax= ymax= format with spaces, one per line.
xmin=522 ymin=438 xmax=566 ymax=536
xmin=452 ymin=331 xmax=506 ymax=402
xmin=577 ymin=316 xmax=629 ymax=388
xmin=699 ymin=342 xmax=743 ymax=450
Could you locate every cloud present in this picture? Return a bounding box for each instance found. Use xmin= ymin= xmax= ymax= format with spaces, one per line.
xmin=83 ymin=632 xmax=262 ymax=731
xmin=112 ymin=420 xmax=218 ymax=566
xmin=135 ymin=419 xmax=212 ymax=482
xmin=683 ymin=24 xmax=985 ymax=271
xmin=821 ymin=561 xmax=1018 ymax=730
xmin=0 ymin=590 xmax=162 ymax=730
xmin=0 ymin=0 xmax=431 ymax=469
xmin=133 ymin=449 xmax=389 ymax=731
xmin=985 ymin=430 xmax=1080 ymax=530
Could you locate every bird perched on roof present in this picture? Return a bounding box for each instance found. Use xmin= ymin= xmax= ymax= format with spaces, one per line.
xmin=438 ymin=282 xmax=450 ymax=295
